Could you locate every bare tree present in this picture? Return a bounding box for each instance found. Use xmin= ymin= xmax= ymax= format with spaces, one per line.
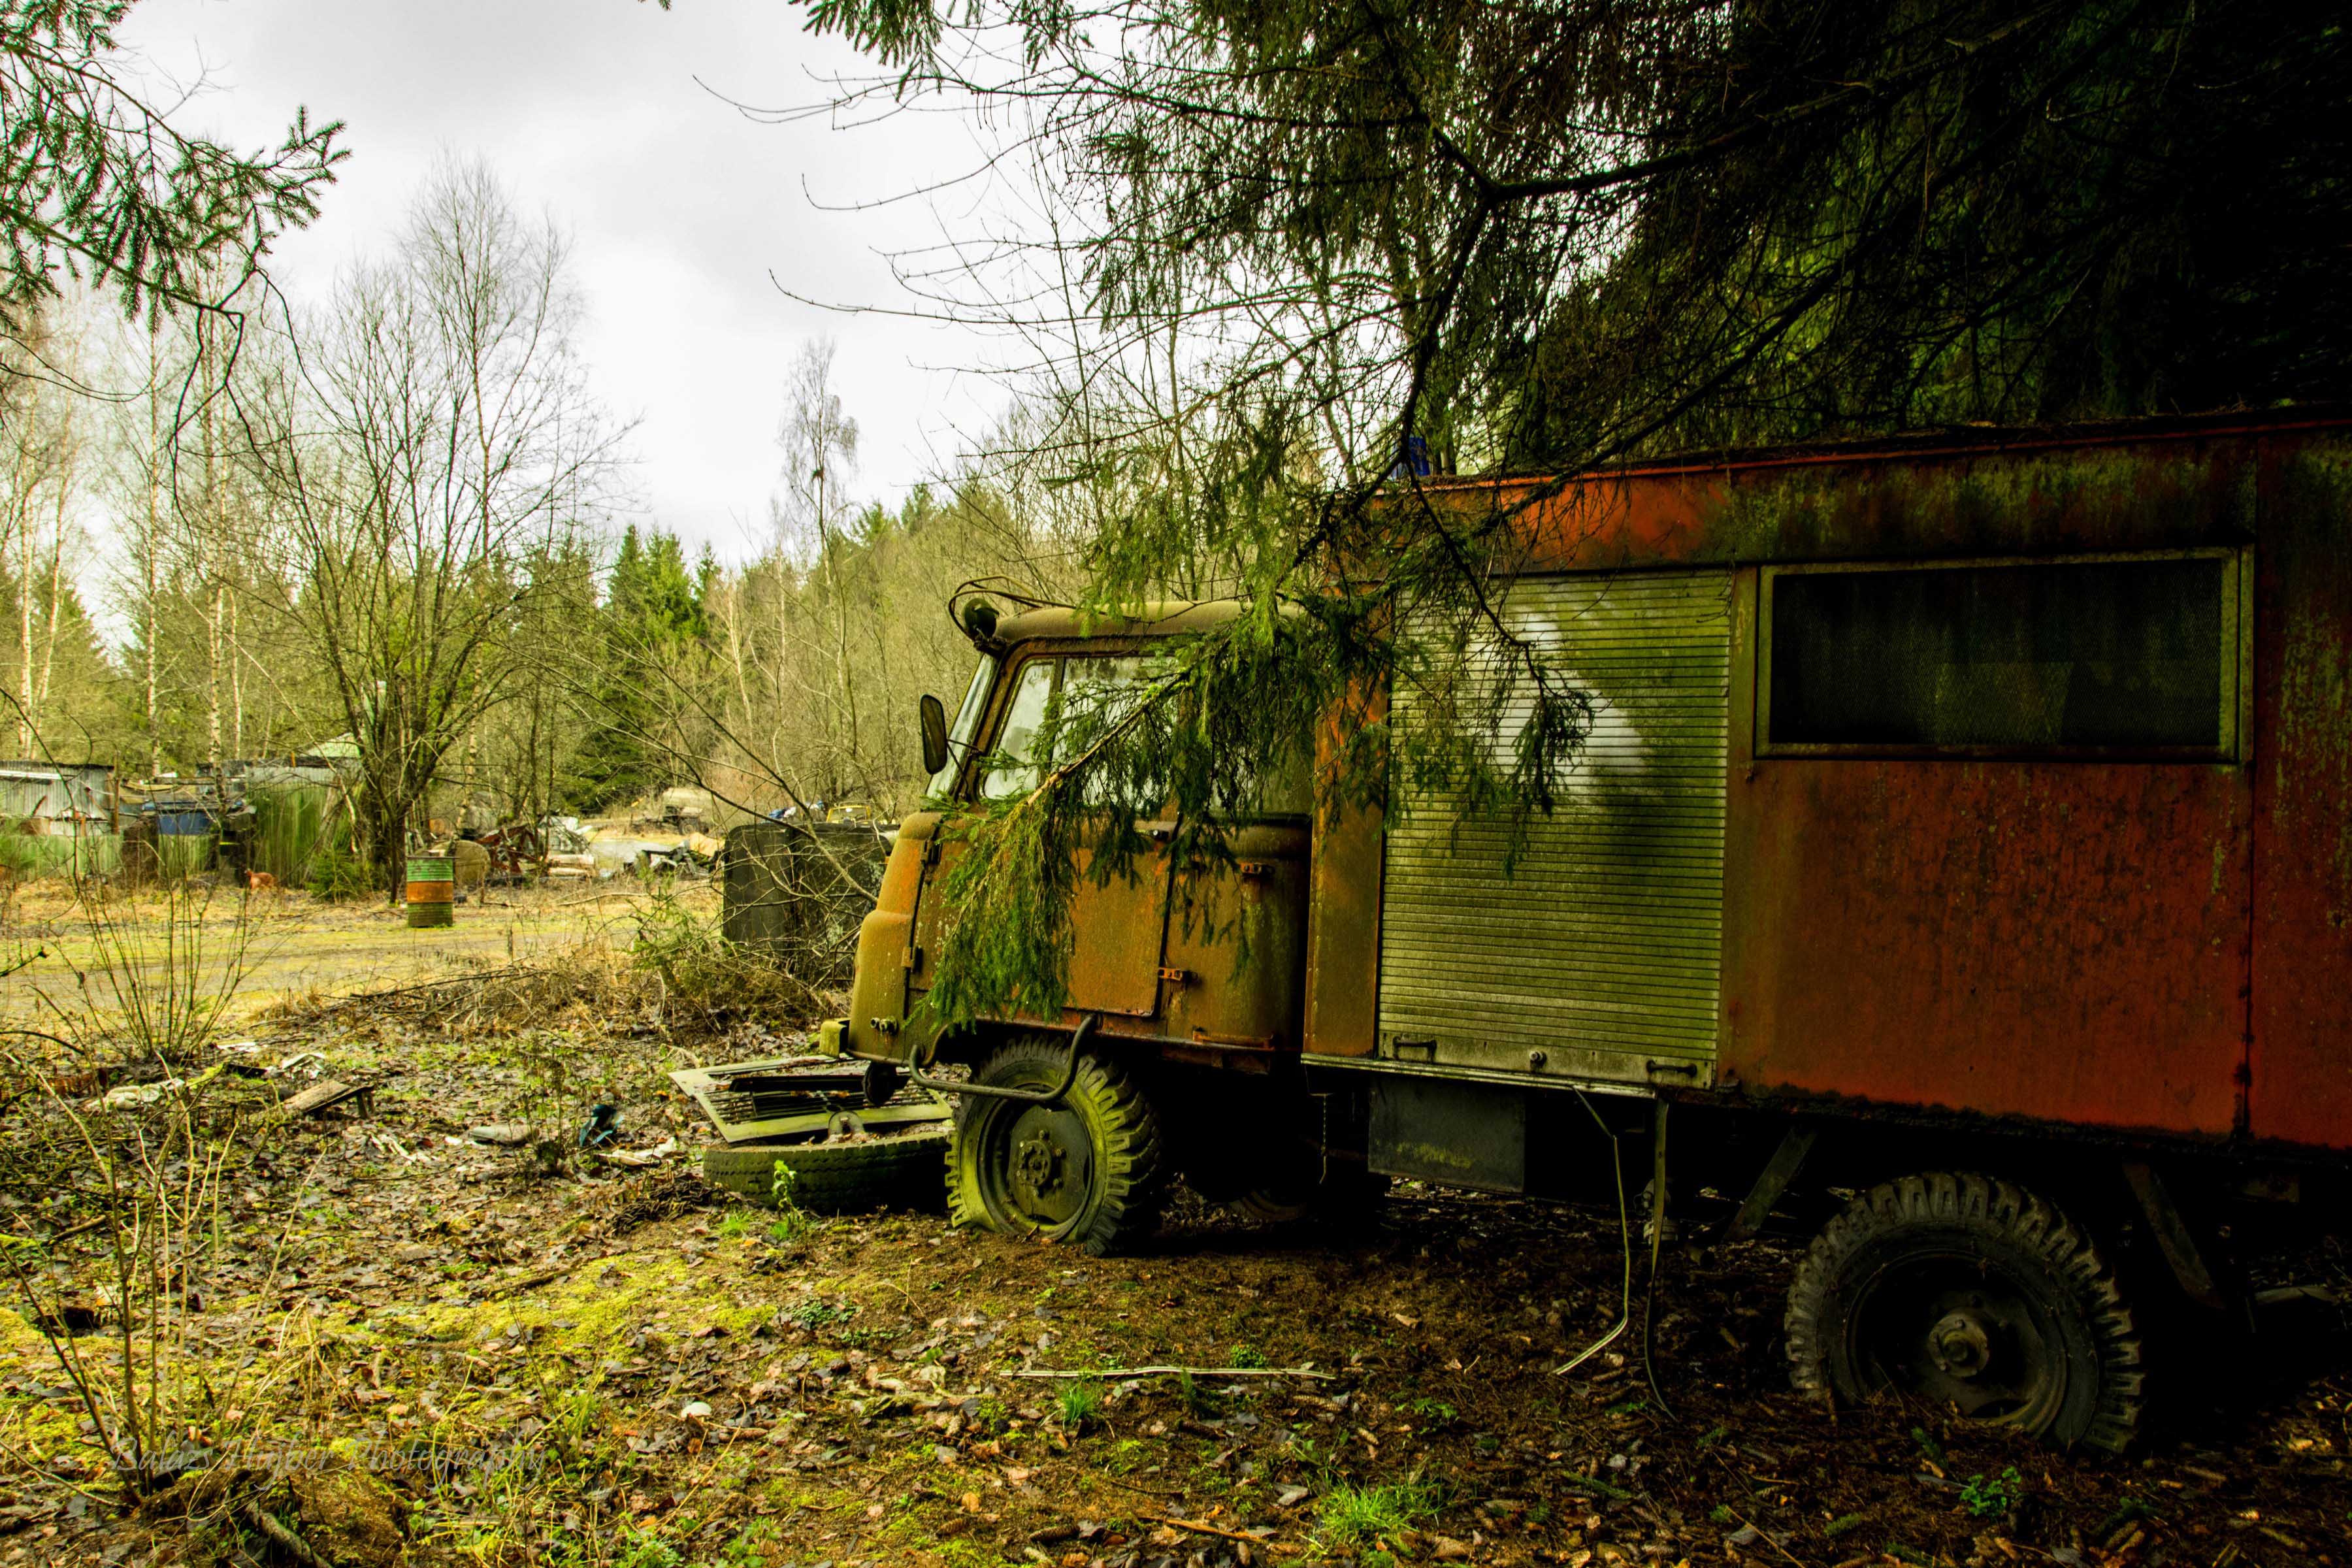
xmin=134 ymin=318 xmax=165 ymax=776
xmin=251 ymin=159 xmax=616 ymax=890
xmin=3 ymin=318 xmax=81 ymax=755
xmin=101 ymin=306 xmax=218 ymax=780
xmin=5 ymin=369 xmax=42 ymax=754
xmin=30 ymin=393 xmax=79 ymax=743
xmin=775 ymin=338 xmax=862 ymax=796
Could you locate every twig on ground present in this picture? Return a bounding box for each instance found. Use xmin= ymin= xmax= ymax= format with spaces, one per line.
xmin=237 ymin=1499 xmax=335 ymax=1568
xmin=1088 ymin=1474 xmax=1189 ymax=1501
xmin=475 ymin=1245 xmax=659 ymax=1299
xmin=1731 ymin=1507 xmax=1811 ymax=1568
xmin=1013 ymin=1365 xmax=1333 ymax=1382
xmin=316 ymin=968 xmax=556 ymax=1007
xmin=1141 ymin=1513 xmax=1274 ymax=1545
xmin=1558 ymin=1472 xmax=1637 ymax=1502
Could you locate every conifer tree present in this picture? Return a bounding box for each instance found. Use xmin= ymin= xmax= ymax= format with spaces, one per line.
xmin=580 ymin=525 xmax=710 ymax=809
xmin=783 ymin=0 xmax=2352 ymax=1020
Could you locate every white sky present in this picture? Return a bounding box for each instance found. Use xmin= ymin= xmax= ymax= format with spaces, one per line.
xmin=120 ymin=0 xmax=1011 ymax=562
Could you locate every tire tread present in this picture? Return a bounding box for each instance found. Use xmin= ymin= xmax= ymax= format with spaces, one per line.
xmin=702 ymin=1127 xmax=949 ymax=1212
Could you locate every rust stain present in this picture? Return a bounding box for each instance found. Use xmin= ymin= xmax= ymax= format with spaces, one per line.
xmin=1720 ymin=753 xmax=2251 ymax=1137
xmin=2248 ymin=443 xmax=2352 ymax=1149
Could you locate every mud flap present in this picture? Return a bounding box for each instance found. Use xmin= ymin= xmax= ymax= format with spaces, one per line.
xmin=1368 ymin=1075 xmax=1527 ymax=1192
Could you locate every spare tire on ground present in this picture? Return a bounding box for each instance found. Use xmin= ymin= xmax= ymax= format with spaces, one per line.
xmin=702 ymin=1126 xmax=950 ymax=1213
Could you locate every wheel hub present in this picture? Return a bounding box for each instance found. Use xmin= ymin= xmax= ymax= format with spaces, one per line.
xmin=1850 ymin=1264 xmax=2068 ymax=1429
xmin=1930 ymin=1309 xmax=1994 ymax=1379
xmin=1014 ymin=1130 xmax=1067 ymax=1193
xmin=981 ymin=1103 xmax=1094 ymax=1232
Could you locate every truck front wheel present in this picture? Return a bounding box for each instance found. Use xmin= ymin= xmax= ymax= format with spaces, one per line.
xmin=947 ymin=1036 xmax=1168 ymax=1256
xmin=1784 ymin=1172 xmax=2144 ymax=1450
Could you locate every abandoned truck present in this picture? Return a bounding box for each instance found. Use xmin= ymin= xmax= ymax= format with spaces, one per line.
xmin=809 ymin=408 xmax=2352 ymax=1450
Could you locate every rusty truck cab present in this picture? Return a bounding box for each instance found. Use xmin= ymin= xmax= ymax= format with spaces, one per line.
xmin=820 ymin=602 xmax=1336 ymax=1244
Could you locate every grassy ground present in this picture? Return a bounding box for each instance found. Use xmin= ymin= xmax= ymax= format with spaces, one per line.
xmin=0 ymin=882 xmax=649 ymax=1028
xmin=0 ymin=883 xmax=2347 ymax=1568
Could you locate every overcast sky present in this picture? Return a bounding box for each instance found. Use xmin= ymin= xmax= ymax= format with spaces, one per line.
xmin=120 ymin=0 xmax=1007 ymax=563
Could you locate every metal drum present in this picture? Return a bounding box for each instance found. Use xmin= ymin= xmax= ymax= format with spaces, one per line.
xmin=404 ymin=854 xmax=455 ymax=928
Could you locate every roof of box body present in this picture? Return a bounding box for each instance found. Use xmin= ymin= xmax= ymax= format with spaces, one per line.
xmin=1424 ymin=403 xmax=2352 ymax=489
xmin=984 ymin=407 xmax=2352 ymax=645
xmin=990 ymin=600 xmax=1257 ymax=645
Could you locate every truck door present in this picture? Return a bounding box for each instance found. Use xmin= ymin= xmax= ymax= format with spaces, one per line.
xmin=914 ymin=651 xmax=1174 ymax=1021
xmin=1377 ymin=569 xmax=1735 ymax=1087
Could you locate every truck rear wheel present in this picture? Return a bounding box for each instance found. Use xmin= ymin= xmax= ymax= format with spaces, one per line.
xmin=947 ymin=1036 xmax=1167 ymax=1256
xmin=1784 ymin=1171 xmax=2144 ymax=1450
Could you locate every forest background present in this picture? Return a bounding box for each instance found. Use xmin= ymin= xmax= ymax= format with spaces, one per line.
xmin=0 ymin=156 xmax=1075 ymax=889
xmin=5 ymin=0 xmax=2345 ymax=925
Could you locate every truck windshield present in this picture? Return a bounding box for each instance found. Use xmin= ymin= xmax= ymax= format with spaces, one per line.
xmin=980 ymin=655 xmax=1149 ymax=801
xmin=980 ymin=659 xmax=1056 ymax=800
xmin=972 ymin=653 xmax=1307 ymax=811
xmin=926 ymin=656 xmax=996 ymax=801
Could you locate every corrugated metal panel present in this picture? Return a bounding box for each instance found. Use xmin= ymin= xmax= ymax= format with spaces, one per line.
xmin=1378 ymin=570 xmax=1733 ymax=1081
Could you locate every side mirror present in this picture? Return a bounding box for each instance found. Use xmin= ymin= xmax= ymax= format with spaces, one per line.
xmin=919 ymin=693 xmax=951 ymax=777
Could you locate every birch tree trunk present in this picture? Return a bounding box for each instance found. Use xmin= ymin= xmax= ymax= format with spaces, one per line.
xmin=200 ymin=334 xmax=223 ymax=777
xmin=14 ymin=378 xmax=37 ymax=755
xmin=144 ymin=321 xmax=163 ymax=779
xmin=229 ymin=589 xmax=243 ymax=760
xmin=35 ymin=446 xmax=71 ymax=730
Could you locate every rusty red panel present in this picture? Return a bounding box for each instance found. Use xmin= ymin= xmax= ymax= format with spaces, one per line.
xmin=1304 ymin=689 xmax=1386 ymax=1060
xmin=2249 ymin=440 xmax=2352 ymax=1151
xmin=1451 ymin=428 xmax=2265 ymax=574
xmin=1722 ymin=755 xmax=2251 ymax=1139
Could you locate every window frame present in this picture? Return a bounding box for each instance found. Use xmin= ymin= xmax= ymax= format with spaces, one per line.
xmin=973 ymin=655 xmax=1062 ymax=801
xmin=962 ymin=644 xmax=1143 ymax=803
xmin=1754 ymin=547 xmax=2250 ymax=763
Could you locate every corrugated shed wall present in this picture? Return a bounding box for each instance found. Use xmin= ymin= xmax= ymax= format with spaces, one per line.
xmin=1379 ymin=570 xmax=1733 ymax=1081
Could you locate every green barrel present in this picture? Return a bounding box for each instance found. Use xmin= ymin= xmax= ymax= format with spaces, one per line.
xmin=405 ymin=854 xmax=455 ymax=928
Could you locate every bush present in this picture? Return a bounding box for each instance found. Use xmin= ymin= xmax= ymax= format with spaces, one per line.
xmin=631 ymin=887 xmax=820 ymax=1024
xmin=305 ymin=843 xmax=379 ymax=900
